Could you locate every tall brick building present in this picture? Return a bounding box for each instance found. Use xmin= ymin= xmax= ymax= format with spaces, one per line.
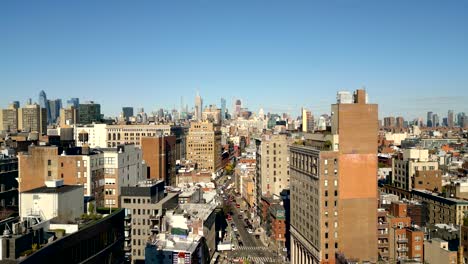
xmin=290 ymin=89 xmax=378 ymax=263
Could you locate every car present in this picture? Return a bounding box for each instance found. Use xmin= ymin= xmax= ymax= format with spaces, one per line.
xmin=247 ymin=229 xmax=253 ymax=234
xmin=238 ymin=241 xmax=243 ymax=247
xmin=233 ymin=227 xmax=238 ymax=232
xmin=236 ymin=204 xmax=240 ymax=208
xmin=239 ymin=210 xmax=244 ymax=213
xmin=238 ymin=214 xmax=243 ymax=219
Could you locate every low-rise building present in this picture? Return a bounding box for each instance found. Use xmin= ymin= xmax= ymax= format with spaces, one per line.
xmin=20 ymin=180 xmax=84 ymax=223
xmin=424 ymin=238 xmax=457 ymax=264
xmin=411 ymin=189 xmax=468 ymax=225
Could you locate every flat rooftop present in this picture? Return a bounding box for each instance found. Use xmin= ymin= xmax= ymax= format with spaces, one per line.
xmin=22 ymin=185 xmax=83 ymax=194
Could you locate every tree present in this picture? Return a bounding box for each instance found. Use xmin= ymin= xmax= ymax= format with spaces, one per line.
xmin=88 ymin=202 xmax=95 ymax=214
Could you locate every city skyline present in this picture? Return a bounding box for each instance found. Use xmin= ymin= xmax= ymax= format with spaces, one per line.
xmin=1 ymin=1 xmax=467 ymax=119
xmin=2 ymin=89 xmax=466 ymax=124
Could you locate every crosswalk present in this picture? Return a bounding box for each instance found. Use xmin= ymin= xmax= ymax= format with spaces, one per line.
xmin=236 ymin=246 xmax=268 ymax=251
xmin=243 ymin=256 xmax=277 ymax=263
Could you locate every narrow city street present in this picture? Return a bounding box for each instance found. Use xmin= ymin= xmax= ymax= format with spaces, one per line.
xmin=215 ymin=170 xmax=286 ymax=264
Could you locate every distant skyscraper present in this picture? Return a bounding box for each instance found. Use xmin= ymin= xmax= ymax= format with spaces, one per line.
xmin=220 ymin=98 xmax=226 ymax=122
xmin=258 ymin=108 xmax=265 ymax=120
xmin=396 ymin=116 xmax=405 ymax=128
xmin=427 ymin=111 xmax=433 ymax=127
xmin=194 ymin=92 xmax=203 ymax=121
xmin=432 ymin=114 xmax=440 ymax=127
xmin=48 ymin=99 xmax=62 ymax=124
xmin=38 ymin=90 xmax=51 ymax=123
xmin=447 ymin=110 xmax=454 ymax=127
xmin=301 ymin=107 xmax=314 ymax=132
xmin=384 ymin=116 xmax=396 ymax=128
xmin=67 ymin=98 xmax=79 ymax=108
xmin=122 ymin=107 xmax=133 ymax=120
xmin=457 ymin=112 xmax=466 ymax=127
xmin=78 ymin=101 xmax=101 ymax=124
xmin=234 ymin=99 xmax=242 ymax=118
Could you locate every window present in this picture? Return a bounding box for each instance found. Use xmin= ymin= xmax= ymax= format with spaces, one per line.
xmin=77 ymin=172 xmax=81 ymax=178
xmin=415 ymin=245 xmax=421 ymax=250
xmin=48 ymin=171 xmax=51 ymax=177
xmin=324 ymin=169 xmax=328 ymax=175
xmin=48 ymin=160 xmax=51 ymax=166
xmin=77 ymin=161 xmax=81 ymax=167
xmin=324 ymin=180 xmax=328 ymax=186
xmin=124 ymin=198 xmax=131 ymax=203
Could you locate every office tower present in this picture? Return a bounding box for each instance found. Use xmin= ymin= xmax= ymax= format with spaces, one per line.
xmin=255 ymin=133 xmax=290 ymax=218
xmin=141 ymin=135 xmax=177 ymax=186
xmin=122 ymin=107 xmax=134 ymax=121
xmin=48 ymin=98 xmax=62 ymax=124
xmin=121 ymin=180 xmax=179 ymax=263
xmin=78 ymin=101 xmax=101 ymax=124
xmin=221 ymin=97 xmax=226 ymax=122
xmin=194 ymin=92 xmax=203 ymax=121
xmin=18 ymin=103 xmax=47 ymax=134
xmin=384 ymin=116 xmax=396 ymax=128
xmin=447 ymin=110 xmax=454 ymax=127
xmin=234 ymin=99 xmax=242 ymax=118
xmin=38 ymin=90 xmax=51 ymax=122
xmin=66 ymin=97 xmax=80 ymax=108
xmin=0 ymin=104 xmax=18 ymax=132
xmin=457 ymin=112 xmax=466 ymax=127
xmin=290 ymin=89 xmax=378 ymax=263
xmin=396 ymin=116 xmax=405 ymax=128
xmin=301 ymin=108 xmax=314 ymax=132
xmin=432 ymin=114 xmax=440 ymax=127
xmin=59 ymin=106 xmax=78 ymax=126
xmin=427 ymin=111 xmax=433 ymax=127
xmin=186 ymin=122 xmax=221 ymax=173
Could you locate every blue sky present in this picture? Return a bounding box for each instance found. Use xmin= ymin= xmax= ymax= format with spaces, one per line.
xmin=1 ymin=0 xmax=467 ymax=120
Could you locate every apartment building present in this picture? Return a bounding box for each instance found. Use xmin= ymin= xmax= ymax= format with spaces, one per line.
xmin=411 ymin=189 xmax=468 ymax=225
xmin=290 ymin=89 xmax=378 ymax=264
xmin=186 ymin=122 xmax=222 ymax=173
xmin=18 ymin=144 xmax=145 ymax=207
xmin=255 ymin=133 xmax=290 ymax=215
xmin=392 ymin=148 xmax=439 ymax=191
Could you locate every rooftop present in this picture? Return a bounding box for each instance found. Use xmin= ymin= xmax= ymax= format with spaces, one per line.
xmin=178 ymin=203 xmax=217 ymax=222
xmin=22 ymin=185 xmax=83 ymax=194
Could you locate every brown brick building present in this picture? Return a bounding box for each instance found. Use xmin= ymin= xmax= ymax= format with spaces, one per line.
xmin=141 ymin=135 xmax=176 ymax=185
xmin=290 ymin=89 xmax=378 ymax=264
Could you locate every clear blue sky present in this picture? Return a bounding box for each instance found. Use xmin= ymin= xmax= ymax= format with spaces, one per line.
xmin=1 ymin=0 xmax=467 ymax=120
